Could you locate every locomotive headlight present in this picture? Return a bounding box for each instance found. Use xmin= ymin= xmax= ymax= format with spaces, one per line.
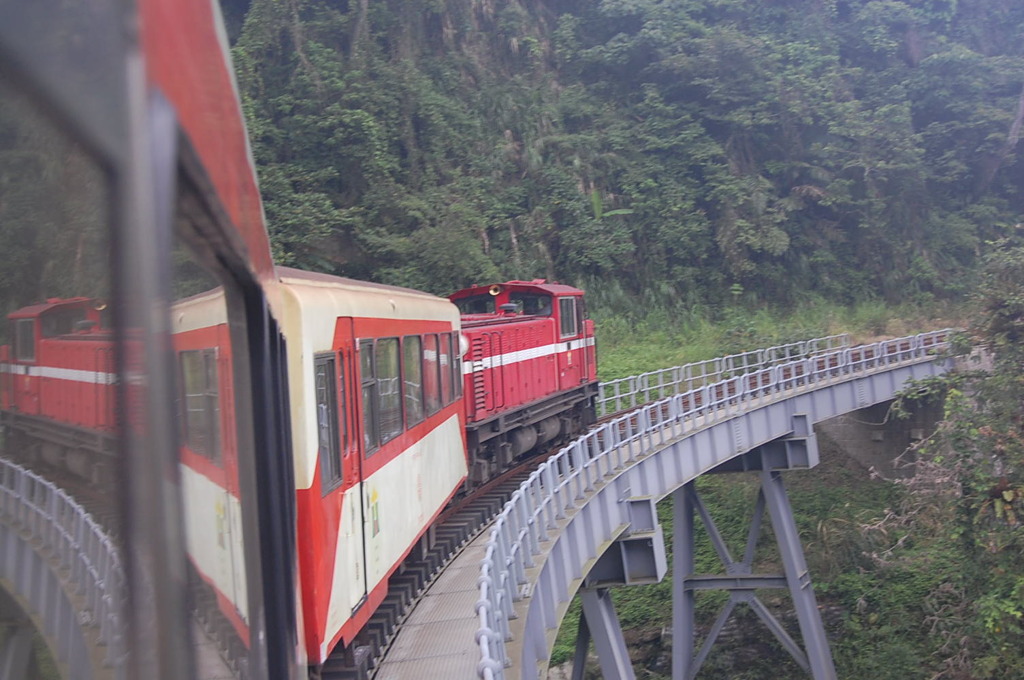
xmin=459 ymin=333 xmax=469 ymax=357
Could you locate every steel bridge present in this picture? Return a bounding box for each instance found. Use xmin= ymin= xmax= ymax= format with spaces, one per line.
xmin=0 ymin=331 xmax=952 ymax=679
xmin=376 ymin=330 xmax=952 ymax=679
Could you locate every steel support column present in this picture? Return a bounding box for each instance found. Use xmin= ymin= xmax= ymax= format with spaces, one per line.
xmin=570 ymin=609 xmax=590 ymax=680
xmin=671 ymin=426 xmax=837 ymax=680
xmin=578 ymin=588 xmax=635 ymax=680
xmin=761 ymin=468 xmax=837 ymax=680
xmin=672 ymin=483 xmax=696 ymax=678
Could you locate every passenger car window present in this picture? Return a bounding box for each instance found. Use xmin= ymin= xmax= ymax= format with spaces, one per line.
xmin=180 ymin=348 xmax=221 ymax=463
xmin=375 ymin=338 xmax=402 ymax=443
xmin=440 ymin=333 xmax=453 ymax=405
xmin=315 ymin=355 xmax=342 ymax=490
xmin=360 ymin=340 xmax=379 ymax=454
xmin=423 ymin=334 xmax=441 ymax=415
xmin=403 ymin=336 xmax=424 ymax=427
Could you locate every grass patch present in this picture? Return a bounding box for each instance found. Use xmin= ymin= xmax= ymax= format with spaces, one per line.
xmin=593 ymin=298 xmax=966 ymax=381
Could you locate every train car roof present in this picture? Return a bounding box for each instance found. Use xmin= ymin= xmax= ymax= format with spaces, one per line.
xmin=450 ymin=280 xmax=584 ymax=300
xmin=276 ymin=267 xmax=447 ymax=301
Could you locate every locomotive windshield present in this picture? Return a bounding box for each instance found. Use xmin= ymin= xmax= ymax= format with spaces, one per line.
xmin=509 ymin=293 xmax=552 ymax=316
xmin=40 ymin=306 xmax=88 ymax=337
xmin=455 ymin=295 xmax=495 ymax=314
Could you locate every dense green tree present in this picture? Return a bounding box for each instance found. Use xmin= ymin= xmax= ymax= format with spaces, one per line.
xmin=227 ymin=0 xmax=1024 ymax=308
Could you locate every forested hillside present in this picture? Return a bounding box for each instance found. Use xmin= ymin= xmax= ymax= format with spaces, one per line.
xmin=223 ymin=0 xmax=1023 ymax=311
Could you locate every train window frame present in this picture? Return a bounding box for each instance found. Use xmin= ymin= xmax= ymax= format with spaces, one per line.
xmin=0 ymin=30 xmax=295 ymax=677
xmin=179 ymin=347 xmax=222 ymax=465
xmin=423 ymin=333 xmax=442 ymax=416
xmin=402 ymin=335 xmax=425 ymax=428
xmin=314 ymin=354 xmax=343 ymax=493
xmin=360 ymin=339 xmax=379 ymax=456
xmin=452 ymin=333 xmax=463 ymax=401
xmin=375 ymin=337 xmax=402 ymax=445
xmin=439 ymin=333 xmax=453 ymax=406
xmin=13 ymin=319 xmax=36 ymax=362
xmin=167 ymin=117 xmax=300 ymax=678
xmin=559 ymin=297 xmax=579 ymax=338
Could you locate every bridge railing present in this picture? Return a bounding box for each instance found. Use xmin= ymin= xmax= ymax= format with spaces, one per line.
xmin=477 ymin=330 xmax=952 ymax=679
xmin=0 ymin=457 xmax=125 ymax=667
xmin=596 ymin=333 xmax=850 ymax=417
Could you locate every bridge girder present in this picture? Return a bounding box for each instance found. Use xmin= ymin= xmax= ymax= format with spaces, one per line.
xmin=500 ymin=359 xmax=950 ymax=679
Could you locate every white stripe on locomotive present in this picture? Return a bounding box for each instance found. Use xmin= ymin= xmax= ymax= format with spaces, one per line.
xmin=462 ymin=336 xmax=596 ymax=375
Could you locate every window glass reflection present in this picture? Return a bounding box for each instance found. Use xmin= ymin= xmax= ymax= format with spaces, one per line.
xmin=0 ymin=72 xmax=119 ymax=676
xmin=171 ymin=239 xmax=255 ymax=678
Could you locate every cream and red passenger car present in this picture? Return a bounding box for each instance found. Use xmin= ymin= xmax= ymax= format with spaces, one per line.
xmin=275 ymin=268 xmax=467 ymax=662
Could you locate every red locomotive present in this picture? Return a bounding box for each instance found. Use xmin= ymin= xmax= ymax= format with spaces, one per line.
xmin=0 ymin=298 xmax=116 ymax=481
xmin=451 ymin=280 xmax=598 ymax=483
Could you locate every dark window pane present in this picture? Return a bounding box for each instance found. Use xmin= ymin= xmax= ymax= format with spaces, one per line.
xmin=180 ymin=348 xmax=221 ymax=464
xmin=337 ymin=354 xmax=348 ymax=453
xmin=14 ymin=320 xmax=35 ymax=361
xmin=376 ymin=338 xmax=401 ymax=443
xmin=315 ymin=356 xmax=342 ymax=490
xmin=453 ymin=333 xmax=463 ymax=400
xmin=403 ymin=336 xmax=424 ymax=426
xmin=423 ymin=334 xmax=441 ymax=416
xmin=40 ymin=306 xmax=88 ymax=337
xmin=510 ymin=293 xmax=552 ymax=316
xmin=440 ymin=333 xmax=453 ymax=406
xmin=455 ymin=295 xmax=494 ymax=314
xmin=360 ymin=340 xmax=378 ymax=454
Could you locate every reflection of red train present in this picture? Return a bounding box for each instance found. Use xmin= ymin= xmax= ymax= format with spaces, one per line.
xmin=0 ymin=271 xmax=597 ymax=667
xmin=0 ymin=298 xmax=116 ymax=481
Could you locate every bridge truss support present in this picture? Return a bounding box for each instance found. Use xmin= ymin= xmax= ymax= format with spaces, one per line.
xmin=571 ymin=588 xmax=635 ymax=680
xmin=672 ymin=416 xmax=837 ymax=680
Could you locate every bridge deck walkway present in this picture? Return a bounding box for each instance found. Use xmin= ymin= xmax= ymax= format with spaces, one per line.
xmin=374 ymin=531 xmax=491 ymax=679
